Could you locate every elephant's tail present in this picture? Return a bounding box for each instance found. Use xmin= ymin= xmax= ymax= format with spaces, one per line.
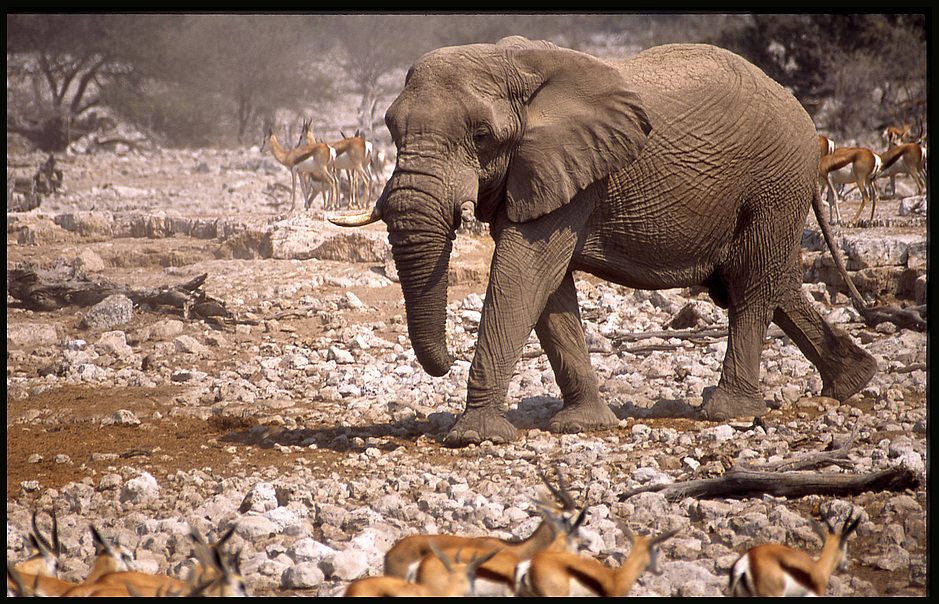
xmin=810 ymin=189 xmax=926 ymax=332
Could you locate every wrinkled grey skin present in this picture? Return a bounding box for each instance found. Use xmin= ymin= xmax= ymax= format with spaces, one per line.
xmin=369 ymin=36 xmax=876 ymax=446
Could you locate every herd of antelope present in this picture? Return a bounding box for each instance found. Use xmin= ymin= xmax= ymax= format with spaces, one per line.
xmin=261 ymin=120 xmax=387 ymax=215
xmin=7 ymin=515 xmax=249 ymax=597
xmin=818 ymin=122 xmax=927 ymax=226
xmin=342 ymin=472 xmax=863 ymax=597
xmin=7 ymin=476 xmax=864 ymax=597
xmin=338 ymin=470 xmax=860 ymax=598
xmin=261 ymin=118 xmax=928 ymax=227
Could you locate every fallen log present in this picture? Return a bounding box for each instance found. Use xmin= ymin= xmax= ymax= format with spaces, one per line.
xmin=7 ymin=266 xmax=230 ymax=321
xmin=618 ymin=464 xmax=919 ymax=501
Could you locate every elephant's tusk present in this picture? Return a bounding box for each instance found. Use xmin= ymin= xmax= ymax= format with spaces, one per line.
xmin=460 ymin=200 xmax=476 ymax=223
xmin=326 ymin=205 xmax=383 ymax=227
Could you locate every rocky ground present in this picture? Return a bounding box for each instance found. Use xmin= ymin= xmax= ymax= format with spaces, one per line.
xmin=6 ymin=145 xmax=928 ymax=596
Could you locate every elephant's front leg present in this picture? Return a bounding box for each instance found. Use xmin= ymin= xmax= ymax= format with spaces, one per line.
xmin=443 ymin=216 xmax=583 ymax=447
xmin=537 ymin=272 xmax=619 ymax=434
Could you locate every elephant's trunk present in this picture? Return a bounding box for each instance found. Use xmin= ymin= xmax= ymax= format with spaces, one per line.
xmin=390 ymin=230 xmax=454 ymax=376
xmin=384 ymin=167 xmax=466 ymax=377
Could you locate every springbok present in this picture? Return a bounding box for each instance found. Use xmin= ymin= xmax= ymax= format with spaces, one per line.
xmin=6 ymin=512 xmax=77 ymax=596
xmin=304 ymin=127 xmax=373 ymax=210
xmin=728 ymin=509 xmax=861 ymax=597
xmin=515 ymin=523 xmax=679 ymax=597
xmin=61 ymin=525 xmax=247 ymax=597
xmin=7 ymin=521 xmax=135 ymax=597
xmin=818 ymin=146 xmax=882 ymax=224
xmin=13 ymin=512 xmax=62 ymax=578
xmin=413 ymin=501 xmax=586 ymax=596
xmin=86 ymin=525 xmax=134 ymax=583
xmin=882 ymin=123 xmax=913 ymax=148
xmin=818 ymin=134 xmax=835 ymax=158
xmin=875 ymin=142 xmax=927 ymax=198
xmin=344 ymin=544 xmax=500 ymax=597
xmin=261 ymin=125 xmax=337 ymax=213
xmin=382 ymin=470 xmax=585 ymax=580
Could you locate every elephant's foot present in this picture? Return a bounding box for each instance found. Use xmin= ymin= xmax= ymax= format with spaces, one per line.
xmin=547 ymin=400 xmax=619 ymax=434
xmin=699 ymin=386 xmax=768 ymax=422
xmin=443 ymin=407 xmax=517 ymax=448
xmin=820 ymin=347 xmax=877 ymax=401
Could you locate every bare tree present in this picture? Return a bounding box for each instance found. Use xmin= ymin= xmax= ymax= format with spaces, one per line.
xmin=156 ymin=15 xmax=334 ymax=146
xmin=7 ymin=14 xmax=170 ymax=150
xmin=325 ymin=15 xmax=440 ymax=138
xmin=325 ymin=13 xmax=607 ymax=138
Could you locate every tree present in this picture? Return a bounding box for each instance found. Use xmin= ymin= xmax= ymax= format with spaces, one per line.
xmin=324 ymin=15 xmax=440 ymax=139
xmin=708 ymin=14 xmax=927 ymax=140
xmin=154 ymin=15 xmax=334 ymax=146
xmin=7 ymin=14 xmax=172 ymax=150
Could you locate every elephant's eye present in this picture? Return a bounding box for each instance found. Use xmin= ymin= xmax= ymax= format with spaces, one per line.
xmin=472 ymin=125 xmax=490 ymax=147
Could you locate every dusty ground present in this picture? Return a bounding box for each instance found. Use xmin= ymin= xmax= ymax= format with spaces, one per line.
xmin=6 ymin=219 xmax=495 ymax=502
xmin=6 ymin=147 xmax=927 ymax=596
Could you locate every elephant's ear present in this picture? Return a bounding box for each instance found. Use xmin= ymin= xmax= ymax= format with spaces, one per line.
xmin=504 ymin=47 xmax=652 ymax=223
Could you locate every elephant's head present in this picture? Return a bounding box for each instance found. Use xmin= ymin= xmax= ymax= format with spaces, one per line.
xmin=332 ymin=36 xmax=651 ymax=377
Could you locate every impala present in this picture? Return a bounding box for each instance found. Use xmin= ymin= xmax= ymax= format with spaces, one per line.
xmin=875 ymin=142 xmax=927 ymax=198
xmin=344 ymin=544 xmax=500 ymax=597
xmin=515 ymin=523 xmax=679 ymax=597
xmin=728 ymin=510 xmax=861 ymax=597
xmin=818 ymin=146 xmax=882 ymax=224
xmin=383 ymin=471 xmax=584 ymax=580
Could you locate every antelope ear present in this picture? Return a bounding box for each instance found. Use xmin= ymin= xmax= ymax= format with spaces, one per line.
xmin=504 ymin=46 xmax=651 ymax=223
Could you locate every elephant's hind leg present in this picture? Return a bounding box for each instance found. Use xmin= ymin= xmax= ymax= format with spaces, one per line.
xmin=699 ymin=302 xmax=771 ymax=422
xmin=772 ymin=289 xmax=876 ymax=402
xmin=536 ymin=272 xmax=619 ymax=434
xmin=699 ymin=207 xmax=789 ymax=422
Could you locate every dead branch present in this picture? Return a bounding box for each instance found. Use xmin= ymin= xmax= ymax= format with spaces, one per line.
xmin=856 ymin=302 xmax=927 ymax=332
xmin=618 ymin=464 xmax=918 ymax=501
xmin=6 ymin=266 xmax=230 ymax=321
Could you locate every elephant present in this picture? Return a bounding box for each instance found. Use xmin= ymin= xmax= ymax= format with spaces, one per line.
xmin=330 ymin=36 xmax=878 ymax=447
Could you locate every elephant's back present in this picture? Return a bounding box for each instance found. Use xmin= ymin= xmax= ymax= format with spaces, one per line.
xmin=581 ymin=44 xmax=819 ymax=281
xmin=619 ymin=44 xmax=812 ymax=131
xmin=615 ymin=43 xmax=818 ymax=188
xmin=619 ymin=44 xmax=794 ymax=102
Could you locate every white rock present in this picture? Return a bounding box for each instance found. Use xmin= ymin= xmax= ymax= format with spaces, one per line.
xmin=121 ymin=472 xmax=160 ymax=503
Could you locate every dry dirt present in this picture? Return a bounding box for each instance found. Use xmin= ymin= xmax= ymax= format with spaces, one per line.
xmin=6 ymin=221 xmax=496 ymax=502
xmin=6 ymin=147 xmax=927 ymax=596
